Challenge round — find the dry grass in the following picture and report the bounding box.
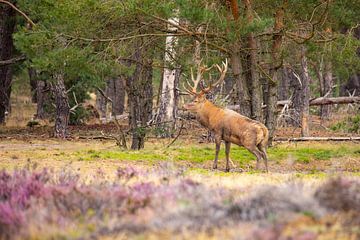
[1,139,359,188]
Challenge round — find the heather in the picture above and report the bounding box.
[1,165,359,239]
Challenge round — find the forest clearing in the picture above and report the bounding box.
[1,0,360,239]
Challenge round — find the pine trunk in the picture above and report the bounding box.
[278,67,290,100]
[35,80,48,119]
[266,5,284,145]
[52,73,70,138]
[107,77,125,116]
[231,53,252,117]
[126,44,153,150]
[0,3,16,124]
[96,89,107,120]
[243,0,262,121]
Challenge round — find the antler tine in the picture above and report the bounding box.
[202,58,228,94]
[184,65,202,95]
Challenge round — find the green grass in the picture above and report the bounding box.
[76,149,167,162]
[72,142,359,168]
[268,145,352,164]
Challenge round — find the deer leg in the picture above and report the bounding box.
[213,135,221,169]
[213,135,221,170]
[245,145,263,171]
[225,141,231,172]
[258,145,269,173]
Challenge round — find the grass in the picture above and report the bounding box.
[0,139,359,179]
[71,141,357,167]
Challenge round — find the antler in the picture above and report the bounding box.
[183,59,228,96]
[201,58,228,94]
[183,59,212,95]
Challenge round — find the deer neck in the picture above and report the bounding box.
[196,100,221,127]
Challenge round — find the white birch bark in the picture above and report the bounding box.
[156,17,179,136]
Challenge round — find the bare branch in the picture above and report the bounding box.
[0,0,35,26]
[0,55,26,66]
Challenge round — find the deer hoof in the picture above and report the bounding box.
[225,168,230,172]
[212,165,218,170]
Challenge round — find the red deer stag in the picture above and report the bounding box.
[183,59,269,172]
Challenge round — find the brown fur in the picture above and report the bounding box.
[184,96,269,172]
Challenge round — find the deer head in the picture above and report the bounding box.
[183,59,228,113]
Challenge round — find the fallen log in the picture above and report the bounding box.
[227,96,360,111]
[274,137,360,142]
[278,96,360,106]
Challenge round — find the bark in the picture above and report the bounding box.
[0,2,16,124]
[231,53,252,117]
[52,73,70,138]
[107,77,125,116]
[300,46,310,137]
[243,0,262,121]
[320,60,333,120]
[266,4,285,144]
[278,66,290,100]
[96,89,107,120]
[28,68,37,103]
[126,43,153,150]
[35,80,48,119]
[227,0,251,117]
[156,17,180,137]
[289,70,302,126]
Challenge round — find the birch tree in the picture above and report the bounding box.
[155,17,180,137]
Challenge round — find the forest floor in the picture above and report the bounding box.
[1,87,360,239]
[0,136,359,239]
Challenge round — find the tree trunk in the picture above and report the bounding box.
[300,47,310,137]
[289,70,302,126]
[156,17,180,137]
[278,66,290,100]
[35,80,48,119]
[107,77,125,116]
[28,68,38,103]
[227,0,251,117]
[266,5,285,145]
[96,89,107,120]
[0,2,16,124]
[231,53,252,117]
[320,60,333,120]
[126,43,153,150]
[52,73,70,138]
[243,0,262,121]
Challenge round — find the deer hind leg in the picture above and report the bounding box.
[225,141,231,172]
[258,144,269,173]
[213,135,221,170]
[245,145,263,171]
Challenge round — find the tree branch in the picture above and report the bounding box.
[0,55,26,66]
[0,0,35,27]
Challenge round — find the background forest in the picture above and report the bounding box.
[1,0,360,148]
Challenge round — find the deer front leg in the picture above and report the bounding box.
[225,141,231,172]
[213,135,221,170]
